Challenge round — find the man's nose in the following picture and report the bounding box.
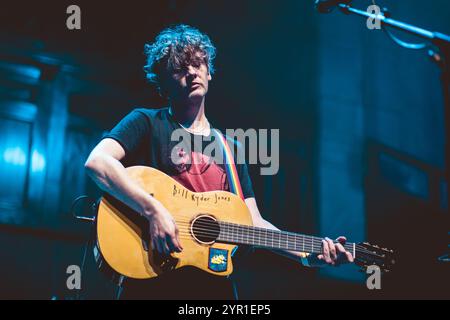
[186,65,197,76]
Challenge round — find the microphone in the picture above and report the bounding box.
[314,0,352,14]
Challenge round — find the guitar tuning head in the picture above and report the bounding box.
[356,241,396,273]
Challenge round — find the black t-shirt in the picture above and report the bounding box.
[104,107,254,199]
[103,107,254,299]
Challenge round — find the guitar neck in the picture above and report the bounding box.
[217,221,356,256]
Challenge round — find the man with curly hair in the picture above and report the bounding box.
[85,24,353,299]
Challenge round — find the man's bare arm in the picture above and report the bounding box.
[84,138,182,254]
[85,138,156,214]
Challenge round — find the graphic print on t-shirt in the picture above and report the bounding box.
[169,144,229,194]
[103,107,254,198]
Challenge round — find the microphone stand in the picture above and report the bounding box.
[323,2,450,260]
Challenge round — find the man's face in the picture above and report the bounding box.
[161,51,212,102]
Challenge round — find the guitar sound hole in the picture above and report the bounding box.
[191,215,220,244]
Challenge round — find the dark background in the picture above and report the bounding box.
[0,0,448,299]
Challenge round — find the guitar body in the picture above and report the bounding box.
[96,166,253,280]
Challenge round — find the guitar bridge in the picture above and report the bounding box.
[153,253,179,272]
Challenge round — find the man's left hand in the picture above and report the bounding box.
[311,236,354,267]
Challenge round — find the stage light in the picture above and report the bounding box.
[31,150,46,173]
[2,147,26,166]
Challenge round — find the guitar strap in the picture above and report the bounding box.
[212,128,245,201]
[212,128,249,282]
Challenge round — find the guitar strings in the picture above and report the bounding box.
[170,221,379,256]
[173,218,368,250]
[148,224,383,257]
[173,219,372,253]
[174,216,357,245]
[139,212,381,256]
[145,233,385,264]
[155,231,382,258]
[175,225,325,251]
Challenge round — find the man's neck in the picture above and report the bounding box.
[169,97,209,131]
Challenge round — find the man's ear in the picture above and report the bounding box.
[157,79,169,99]
[157,74,170,98]
[207,72,212,81]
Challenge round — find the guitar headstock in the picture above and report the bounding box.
[354,242,396,273]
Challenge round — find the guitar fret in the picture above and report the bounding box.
[216,223,372,268]
[271,230,274,248]
[219,222,345,256]
[275,232,278,249]
[243,228,249,243]
[246,226,249,244]
[238,225,241,243]
[244,226,247,244]
[232,223,235,243]
[258,226,261,246]
[278,232,281,249]
[279,232,282,249]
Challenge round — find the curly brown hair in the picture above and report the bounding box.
[143,24,216,96]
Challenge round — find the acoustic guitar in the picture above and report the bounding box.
[95,166,395,281]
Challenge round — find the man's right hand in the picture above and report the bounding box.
[143,203,183,255]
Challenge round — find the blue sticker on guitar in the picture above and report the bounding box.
[208,248,228,272]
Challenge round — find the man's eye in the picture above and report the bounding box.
[193,61,202,68]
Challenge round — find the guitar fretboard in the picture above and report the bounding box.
[217,221,355,255]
